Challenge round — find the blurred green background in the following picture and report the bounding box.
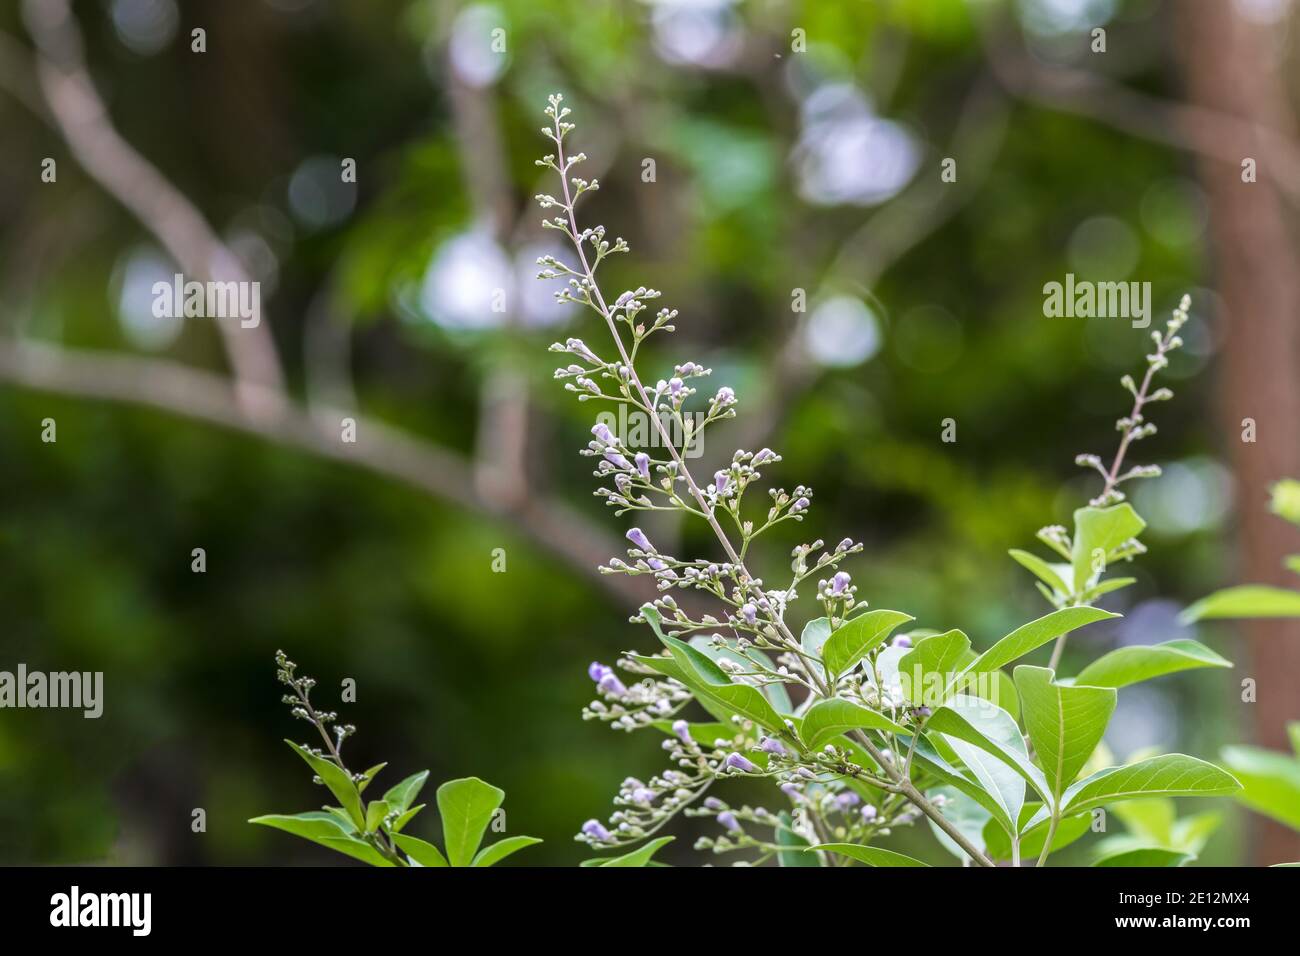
[1,0,1297,866]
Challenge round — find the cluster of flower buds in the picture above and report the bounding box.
[582,659,690,732]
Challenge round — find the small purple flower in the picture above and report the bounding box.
[668,377,684,398]
[604,450,632,471]
[631,787,656,804]
[780,783,803,802]
[625,527,654,552]
[752,448,776,465]
[740,603,758,626]
[861,805,878,822]
[717,811,740,832]
[703,796,725,811]
[714,386,735,406]
[582,819,612,842]
[724,752,758,773]
[714,470,730,495]
[836,537,854,552]
[591,422,616,445]
[589,662,627,697]
[635,452,651,480]
[891,634,912,649]
[672,719,691,743]
[835,791,861,811]
[759,736,787,756]
[830,571,851,596]
[598,671,627,697]
[647,557,667,571]
[790,497,810,514]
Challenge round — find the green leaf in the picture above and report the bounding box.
[962,607,1118,686]
[1071,503,1146,592]
[1290,722,1300,758]
[1181,585,1300,622]
[1062,754,1242,815]
[660,635,784,732]
[436,777,505,867]
[382,770,430,815]
[776,812,819,867]
[319,836,395,867]
[1014,666,1116,801]
[898,629,971,706]
[581,836,674,867]
[689,635,792,714]
[801,697,907,750]
[391,804,424,833]
[249,811,351,845]
[364,800,390,834]
[926,695,1052,808]
[821,609,914,679]
[1220,745,1300,829]
[808,843,929,866]
[905,735,1018,837]
[285,741,365,830]
[472,835,543,867]
[1009,548,1072,595]
[1074,639,1231,688]
[1094,848,1195,867]
[925,786,990,862]
[392,832,449,867]
[632,652,737,725]
[357,763,387,794]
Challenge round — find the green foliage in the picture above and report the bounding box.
[1221,729,1300,831]
[544,100,1237,868]
[250,654,540,867]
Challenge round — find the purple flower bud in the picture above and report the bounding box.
[668,377,684,396]
[635,452,651,480]
[703,796,725,811]
[724,752,758,773]
[891,634,912,649]
[752,448,776,465]
[790,497,810,514]
[626,527,654,552]
[591,422,616,445]
[714,470,730,495]
[604,450,632,471]
[714,386,735,405]
[647,557,667,571]
[835,791,861,810]
[672,719,691,743]
[588,661,607,682]
[741,603,758,626]
[759,737,787,756]
[631,788,656,804]
[861,805,878,822]
[796,767,816,780]
[831,571,851,596]
[836,537,854,552]
[717,811,740,832]
[780,783,802,802]
[598,671,627,697]
[582,819,612,841]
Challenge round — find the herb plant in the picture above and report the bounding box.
[536,94,1241,867]
[250,651,541,866]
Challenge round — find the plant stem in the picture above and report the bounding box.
[1036,811,1059,868]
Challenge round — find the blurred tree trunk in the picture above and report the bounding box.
[1177,0,1300,866]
